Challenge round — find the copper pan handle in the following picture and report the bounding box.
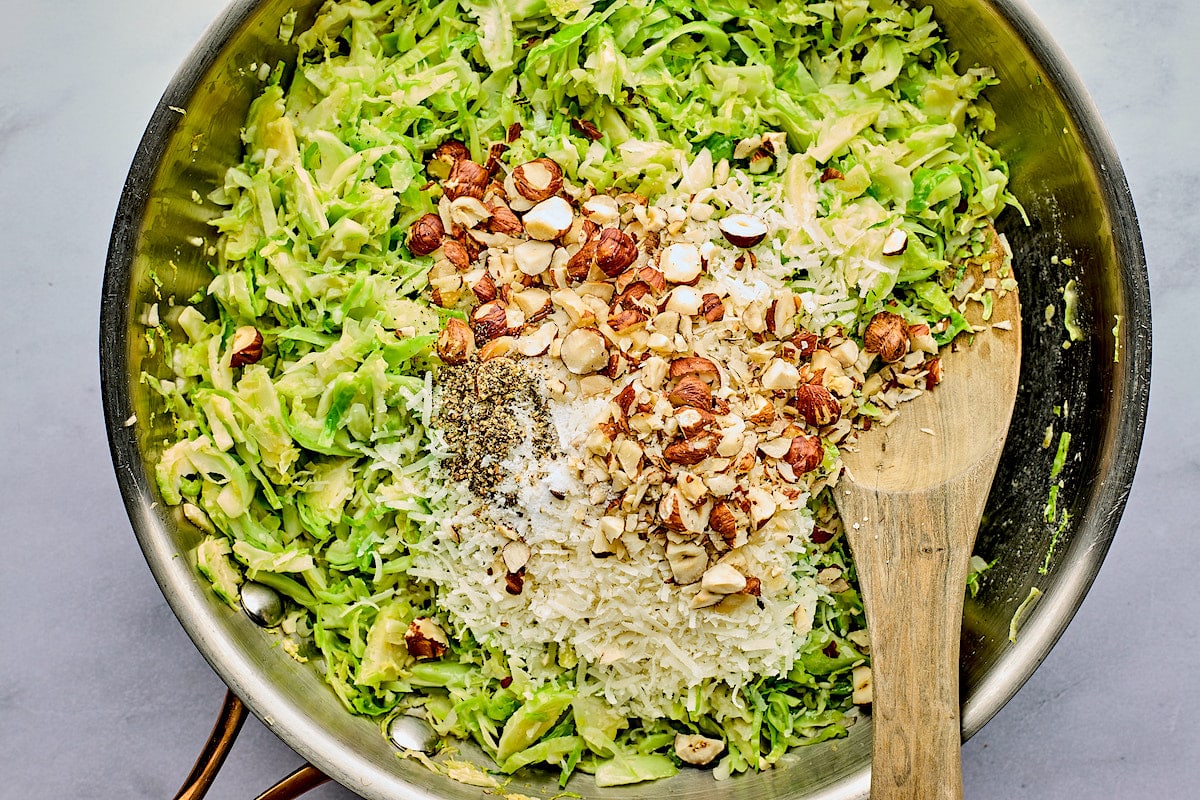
[254,764,331,800]
[173,689,330,800]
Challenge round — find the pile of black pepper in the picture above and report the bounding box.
[433,357,559,496]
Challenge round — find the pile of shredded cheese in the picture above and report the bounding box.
[409,168,843,718]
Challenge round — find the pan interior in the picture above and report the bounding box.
[101,1,1149,797]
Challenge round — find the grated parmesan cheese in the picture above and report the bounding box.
[411,383,825,720]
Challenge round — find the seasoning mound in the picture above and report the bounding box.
[433,357,558,496]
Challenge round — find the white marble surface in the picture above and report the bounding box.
[0,1,1195,797]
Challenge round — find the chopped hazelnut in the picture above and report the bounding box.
[665,541,707,585]
[660,242,704,284]
[705,474,736,497]
[741,299,767,333]
[511,287,552,320]
[441,238,471,271]
[523,196,574,241]
[795,382,841,428]
[663,431,720,465]
[511,158,564,203]
[515,322,558,357]
[864,311,910,363]
[594,228,638,276]
[566,239,597,282]
[665,285,704,316]
[758,437,793,460]
[760,358,801,390]
[882,228,909,256]
[709,500,738,538]
[636,265,667,294]
[483,141,508,177]
[559,327,608,375]
[503,305,526,332]
[454,228,485,262]
[676,472,707,504]
[766,293,798,338]
[639,355,670,390]
[579,374,614,396]
[513,240,556,276]
[792,329,819,359]
[466,269,496,303]
[582,194,620,226]
[426,140,469,181]
[591,527,620,557]
[504,569,525,595]
[599,515,625,544]
[701,563,747,594]
[485,200,524,237]
[690,589,725,609]
[407,213,445,257]
[669,356,719,383]
[551,288,595,327]
[608,308,648,333]
[747,486,777,526]
[404,618,449,659]
[229,326,264,367]
[908,323,939,354]
[733,135,762,160]
[443,159,489,200]
[436,318,475,365]
[478,336,516,361]
[718,213,768,247]
[471,300,510,342]
[926,356,943,387]
[675,406,716,437]
[502,540,531,573]
[428,281,460,309]
[831,339,860,367]
[852,665,873,705]
[827,374,856,397]
[668,375,713,410]
[562,216,598,247]
[701,293,725,323]
[614,438,643,476]
[448,196,491,229]
[613,382,637,417]
[658,488,687,531]
[612,281,653,309]
[784,435,823,473]
[745,395,776,426]
[571,117,603,141]
[748,149,773,174]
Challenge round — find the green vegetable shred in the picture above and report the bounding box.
[148,0,1020,785]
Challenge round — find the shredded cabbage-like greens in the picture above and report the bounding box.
[149,0,1019,785]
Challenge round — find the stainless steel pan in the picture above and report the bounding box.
[101,1,1151,796]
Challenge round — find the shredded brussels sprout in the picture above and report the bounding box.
[150,0,1020,785]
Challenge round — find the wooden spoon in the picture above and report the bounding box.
[836,253,1020,800]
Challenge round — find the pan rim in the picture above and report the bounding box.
[100,0,1151,796]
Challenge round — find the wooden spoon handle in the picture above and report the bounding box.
[840,472,990,800]
[863,544,966,800]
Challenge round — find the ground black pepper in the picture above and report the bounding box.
[433,357,558,496]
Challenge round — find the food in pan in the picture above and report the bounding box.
[149,0,1018,785]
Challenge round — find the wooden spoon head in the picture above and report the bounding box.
[841,250,1022,494]
[832,237,1022,800]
